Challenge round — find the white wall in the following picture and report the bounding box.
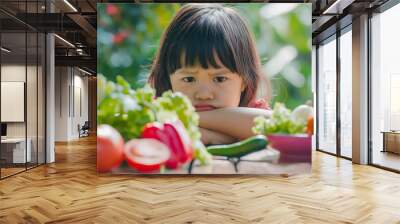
[54,67,89,141]
[55,66,69,141]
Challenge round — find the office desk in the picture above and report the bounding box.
[1,138,31,164]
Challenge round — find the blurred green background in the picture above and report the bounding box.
[97,3,312,109]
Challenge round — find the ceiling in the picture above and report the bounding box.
[311,0,390,43]
[0,0,97,73]
[0,0,395,74]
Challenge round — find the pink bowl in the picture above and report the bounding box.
[266,134,312,163]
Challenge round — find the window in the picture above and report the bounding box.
[339,28,352,158]
[370,3,400,171]
[317,36,337,154]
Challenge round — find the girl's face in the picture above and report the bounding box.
[170,63,245,112]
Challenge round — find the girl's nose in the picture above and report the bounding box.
[195,85,214,100]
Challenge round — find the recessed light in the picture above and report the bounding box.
[322,0,353,15]
[78,67,93,76]
[63,0,78,12]
[1,47,11,53]
[54,34,75,48]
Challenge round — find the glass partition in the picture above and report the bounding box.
[1,30,28,177]
[317,36,337,155]
[0,1,46,179]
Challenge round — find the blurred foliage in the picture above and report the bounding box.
[98,3,312,109]
[97,3,181,89]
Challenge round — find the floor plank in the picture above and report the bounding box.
[0,136,400,223]
[372,151,400,171]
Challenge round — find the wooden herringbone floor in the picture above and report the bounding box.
[1,136,400,224]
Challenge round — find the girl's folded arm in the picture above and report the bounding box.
[198,107,271,140]
[199,128,238,145]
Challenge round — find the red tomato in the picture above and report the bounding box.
[97,125,125,173]
[124,138,170,173]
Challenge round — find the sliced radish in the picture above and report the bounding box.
[124,138,170,173]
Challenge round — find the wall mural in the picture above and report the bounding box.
[97,3,313,175]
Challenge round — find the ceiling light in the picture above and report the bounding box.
[323,0,341,14]
[78,67,93,76]
[63,0,78,12]
[1,47,11,53]
[54,34,75,48]
[322,0,354,15]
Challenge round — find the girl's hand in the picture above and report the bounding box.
[199,128,238,145]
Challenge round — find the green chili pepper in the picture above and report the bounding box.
[206,135,268,158]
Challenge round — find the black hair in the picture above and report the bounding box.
[149,3,266,106]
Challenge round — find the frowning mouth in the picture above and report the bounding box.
[194,104,217,112]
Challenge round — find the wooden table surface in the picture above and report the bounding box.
[115,147,311,175]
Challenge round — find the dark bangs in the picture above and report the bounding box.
[164,6,238,75]
[149,4,262,106]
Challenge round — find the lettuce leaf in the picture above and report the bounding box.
[252,102,307,135]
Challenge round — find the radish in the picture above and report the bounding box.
[124,138,170,173]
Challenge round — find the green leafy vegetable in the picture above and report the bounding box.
[252,102,311,135]
[97,74,212,165]
[97,75,155,140]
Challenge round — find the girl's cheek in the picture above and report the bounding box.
[223,84,242,101]
[170,81,185,93]
[171,84,195,101]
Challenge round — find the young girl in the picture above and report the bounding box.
[148,3,271,145]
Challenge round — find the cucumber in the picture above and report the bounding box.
[206,135,268,158]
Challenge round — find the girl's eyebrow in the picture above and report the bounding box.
[175,68,231,75]
[209,68,231,75]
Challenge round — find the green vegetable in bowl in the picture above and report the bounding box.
[252,103,312,135]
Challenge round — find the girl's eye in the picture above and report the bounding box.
[213,76,228,83]
[182,77,195,83]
